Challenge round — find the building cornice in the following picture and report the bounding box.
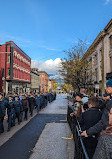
[104,19,112,32]
[83,31,105,59]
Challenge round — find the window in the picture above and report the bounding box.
[110,35,112,50]
[8,55,10,63]
[8,68,10,76]
[95,68,97,82]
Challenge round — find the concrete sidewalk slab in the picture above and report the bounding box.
[30,123,74,159]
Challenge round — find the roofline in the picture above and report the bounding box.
[38,71,49,76]
[104,19,112,31]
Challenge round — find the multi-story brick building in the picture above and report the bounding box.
[38,71,49,92]
[48,79,54,92]
[31,68,40,92]
[0,41,31,94]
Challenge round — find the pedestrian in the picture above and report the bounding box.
[93,108,112,159]
[79,96,102,158]
[81,78,112,138]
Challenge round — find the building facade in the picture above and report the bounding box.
[31,68,40,92]
[84,19,112,95]
[38,71,49,92]
[0,41,31,94]
[48,79,55,92]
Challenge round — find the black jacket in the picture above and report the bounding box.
[21,99,29,111]
[79,107,102,131]
[87,100,112,136]
[0,105,3,118]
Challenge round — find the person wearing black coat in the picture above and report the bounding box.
[81,79,112,138]
[0,103,4,133]
[13,96,23,125]
[21,95,29,120]
[28,95,36,116]
[79,96,102,159]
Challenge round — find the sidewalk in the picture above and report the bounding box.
[30,94,74,159]
[30,123,74,159]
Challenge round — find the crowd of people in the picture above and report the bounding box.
[0,92,56,133]
[69,79,112,159]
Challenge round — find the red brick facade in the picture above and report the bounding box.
[0,41,31,93]
[38,71,49,92]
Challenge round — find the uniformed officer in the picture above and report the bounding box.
[7,96,16,131]
[21,95,29,120]
[35,93,41,113]
[14,96,23,125]
[0,92,7,133]
[29,94,36,116]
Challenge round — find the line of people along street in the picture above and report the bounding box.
[0,92,56,133]
[68,79,112,159]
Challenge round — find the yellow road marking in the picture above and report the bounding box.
[61,134,73,140]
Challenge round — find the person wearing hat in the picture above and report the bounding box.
[7,95,15,131]
[35,93,41,113]
[81,78,112,137]
[13,96,23,125]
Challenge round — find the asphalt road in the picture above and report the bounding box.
[0,94,68,159]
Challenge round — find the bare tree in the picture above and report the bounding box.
[59,40,91,91]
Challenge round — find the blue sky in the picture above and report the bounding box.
[0,0,112,76]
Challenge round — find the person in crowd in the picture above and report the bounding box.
[35,93,41,113]
[93,108,112,159]
[19,93,23,101]
[79,96,102,158]
[79,97,102,131]
[0,91,56,134]
[70,95,88,118]
[81,78,112,138]
[14,96,23,125]
[7,96,16,131]
[21,95,29,120]
[0,92,7,133]
[28,94,35,116]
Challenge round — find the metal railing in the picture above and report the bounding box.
[67,104,90,159]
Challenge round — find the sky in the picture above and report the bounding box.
[0,0,112,78]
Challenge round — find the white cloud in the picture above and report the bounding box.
[31,58,63,79]
[104,0,112,4]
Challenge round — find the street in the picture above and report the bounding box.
[0,94,74,159]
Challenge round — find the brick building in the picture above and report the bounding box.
[48,79,54,92]
[38,71,49,92]
[0,41,31,94]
